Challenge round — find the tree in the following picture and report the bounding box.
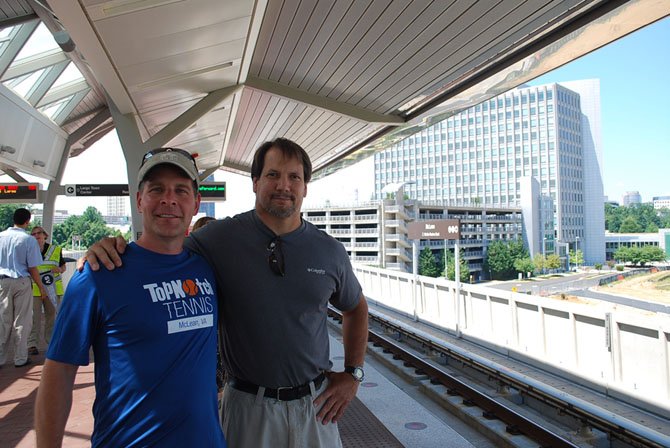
[645,222,659,233]
[485,240,512,280]
[614,246,632,264]
[658,208,670,229]
[484,239,529,280]
[52,206,123,249]
[533,253,547,274]
[605,203,663,233]
[444,252,470,282]
[640,245,666,264]
[619,216,642,233]
[0,204,31,230]
[545,254,562,271]
[637,203,661,232]
[419,247,441,277]
[513,257,535,276]
[569,249,584,268]
[605,203,623,232]
[613,245,666,266]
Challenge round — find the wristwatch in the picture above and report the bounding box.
[344,365,365,382]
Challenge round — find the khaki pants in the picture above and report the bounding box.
[0,277,33,366]
[28,294,60,348]
[221,378,342,448]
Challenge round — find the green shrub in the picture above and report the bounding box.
[615,265,624,272]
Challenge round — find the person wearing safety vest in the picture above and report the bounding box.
[27,226,66,355]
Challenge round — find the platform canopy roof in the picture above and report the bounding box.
[0,0,668,182]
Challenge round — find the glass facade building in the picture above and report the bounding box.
[374,80,605,263]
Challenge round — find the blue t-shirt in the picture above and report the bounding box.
[48,243,225,447]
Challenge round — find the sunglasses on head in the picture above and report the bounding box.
[141,148,196,167]
[267,237,285,277]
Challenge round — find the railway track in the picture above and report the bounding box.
[328,308,670,448]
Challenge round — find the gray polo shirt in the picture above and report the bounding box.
[187,210,362,388]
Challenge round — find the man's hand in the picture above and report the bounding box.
[76,236,128,272]
[313,371,359,424]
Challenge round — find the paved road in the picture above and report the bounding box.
[487,271,670,314]
[488,272,609,294]
[572,288,670,314]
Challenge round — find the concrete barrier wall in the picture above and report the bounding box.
[61,250,86,288]
[354,264,670,413]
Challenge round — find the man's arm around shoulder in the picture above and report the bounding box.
[35,359,79,448]
[76,236,128,272]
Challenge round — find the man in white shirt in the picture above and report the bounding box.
[0,208,47,367]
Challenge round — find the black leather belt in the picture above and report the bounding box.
[230,372,326,401]
[0,275,11,279]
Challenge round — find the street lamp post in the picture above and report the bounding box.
[542,236,547,275]
[576,236,580,270]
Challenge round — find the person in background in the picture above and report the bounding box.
[192,216,215,232]
[83,138,369,448]
[27,226,66,355]
[0,208,46,368]
[35,148,226,447]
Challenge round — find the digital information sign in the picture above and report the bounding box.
[65,184,129,197]
[0,183,40,203]
[199,182,226,201]
[64,182,226,201]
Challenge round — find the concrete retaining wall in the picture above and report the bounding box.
[353,264,670,414]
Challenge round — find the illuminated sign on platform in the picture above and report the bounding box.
[64,182,226,201]
[199,182,226,201]
[0,183,39,203]
[65,184,129,197]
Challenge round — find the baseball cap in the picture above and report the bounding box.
[138,148,200,187]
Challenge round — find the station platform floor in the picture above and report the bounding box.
[0,335,475,447]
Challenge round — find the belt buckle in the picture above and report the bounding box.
[276,386,292,401]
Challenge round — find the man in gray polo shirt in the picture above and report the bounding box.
[85,138,369,447]
[0,208,47,367]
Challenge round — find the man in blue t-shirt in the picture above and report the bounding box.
[35,148,226,447]
[81,139,369,447]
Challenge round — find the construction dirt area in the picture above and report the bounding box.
[591,270,670,305]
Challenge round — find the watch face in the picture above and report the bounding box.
[345,365,365,381]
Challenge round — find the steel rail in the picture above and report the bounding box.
[328,308,669,448]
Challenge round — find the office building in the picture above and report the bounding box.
[199,174,216,217]
[302,191,522,279]
[605,229,670,261]
[622,191,642,206]
[106,196,128,217]
[374,80,604,263]
[653,195,670,210]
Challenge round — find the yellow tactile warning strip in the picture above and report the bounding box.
[339,397,404,447]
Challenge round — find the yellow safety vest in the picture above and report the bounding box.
[32,243,64,297]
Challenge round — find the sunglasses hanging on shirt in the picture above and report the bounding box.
[267,237,285,277]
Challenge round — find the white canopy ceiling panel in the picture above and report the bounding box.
[20,0,666,181]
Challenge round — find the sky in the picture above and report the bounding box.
[28,16,670,216]
[528,17,670,203]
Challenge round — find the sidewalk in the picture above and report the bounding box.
[0,346,94,447]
